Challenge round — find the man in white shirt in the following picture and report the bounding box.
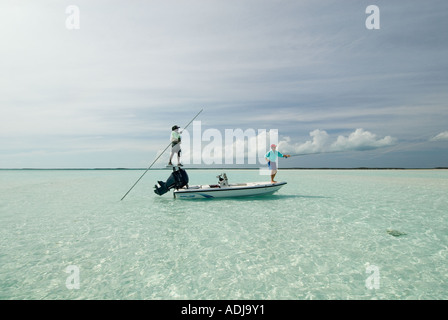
[168,125,182,166]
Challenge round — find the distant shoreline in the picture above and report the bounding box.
[1,167,447,171]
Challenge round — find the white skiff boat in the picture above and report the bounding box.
[173,181,287,199]
[154,169,286,199]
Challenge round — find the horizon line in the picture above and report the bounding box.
[1,167,447,171]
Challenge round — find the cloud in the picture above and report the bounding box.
[278,129,330,154]
[156,126,397,167]
[430,131,448,141]
[279,128,396,155]
[331,129,397,151]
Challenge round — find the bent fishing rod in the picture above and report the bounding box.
[287,136,437,158]
[120,108,203,201]
[288,149,350,157]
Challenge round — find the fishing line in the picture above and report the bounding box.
[286,130,446,161]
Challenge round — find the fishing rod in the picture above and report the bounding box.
[120,108,203,201]
[287,132,444,159]
[288,149,350,157]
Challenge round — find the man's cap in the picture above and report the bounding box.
[271,144,277,148]
[172,125,180,130]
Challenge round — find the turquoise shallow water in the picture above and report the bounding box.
[1,169,447,300]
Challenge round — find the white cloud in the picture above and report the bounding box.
[331,129,397,151]
[278,129,330,154]
[156,127,397,166]
[430,131,448,141]
[279,128,396,155]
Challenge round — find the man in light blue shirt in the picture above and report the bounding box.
[265,144,290,183]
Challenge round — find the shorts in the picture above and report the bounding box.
[171,142,181,155]
[268,161,277,173]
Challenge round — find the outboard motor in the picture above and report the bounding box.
[154,167,189,196]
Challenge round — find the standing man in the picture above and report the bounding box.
[265,144,290,183]
[168,125,183,167]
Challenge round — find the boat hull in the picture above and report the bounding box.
[173,182,286,199]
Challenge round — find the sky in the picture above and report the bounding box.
[1,0,447,168]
